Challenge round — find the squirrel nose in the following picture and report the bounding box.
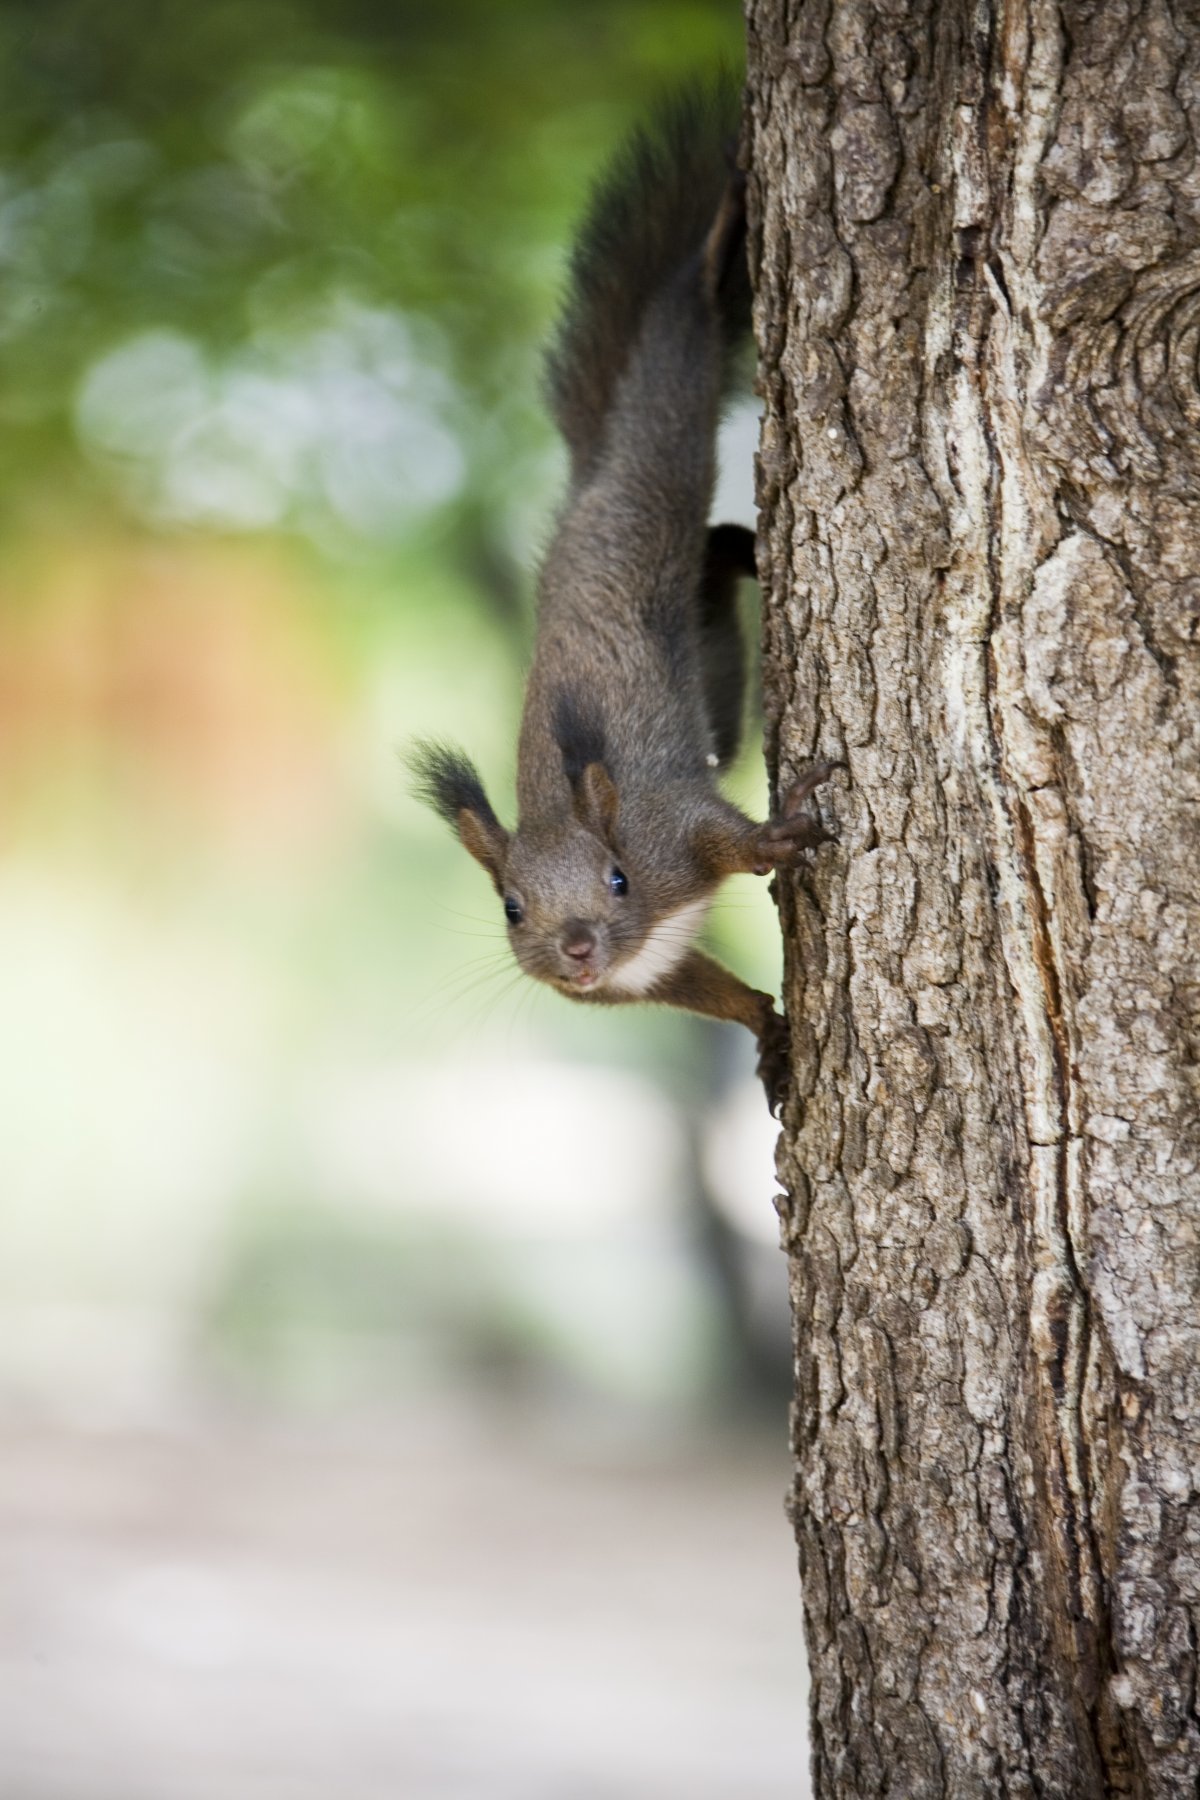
[560,922,596,961]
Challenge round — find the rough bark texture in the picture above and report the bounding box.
[745,3,1200,1794]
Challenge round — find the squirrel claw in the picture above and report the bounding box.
[750,761,841,871]
[751,814,834,871]
[781,761,841,817]
[756,1010,791,1116]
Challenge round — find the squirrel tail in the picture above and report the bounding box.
[544,76,749,480]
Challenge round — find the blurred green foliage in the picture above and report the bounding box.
[0,0,745,556]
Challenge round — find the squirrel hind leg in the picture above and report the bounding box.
[698,524,754,768]
[702,172,745,293]
[702,171,750,321]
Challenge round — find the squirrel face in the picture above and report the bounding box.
[501,822,642,993]
[410,740,664,997]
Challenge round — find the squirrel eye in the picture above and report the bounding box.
[504,897,523,925]
[609,868,628,897]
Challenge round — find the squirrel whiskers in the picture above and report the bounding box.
[412,80,836,1112]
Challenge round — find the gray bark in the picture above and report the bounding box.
[745,3,1200,1794]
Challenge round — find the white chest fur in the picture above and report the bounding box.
[603,896,710,996]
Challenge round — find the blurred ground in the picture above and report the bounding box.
[0,1409,810,1800]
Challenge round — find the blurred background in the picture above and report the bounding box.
[0,1,810,1793]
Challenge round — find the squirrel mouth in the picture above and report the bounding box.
[573,968,599,988]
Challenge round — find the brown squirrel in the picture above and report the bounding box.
[413,82,836,1111]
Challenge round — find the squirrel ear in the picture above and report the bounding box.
[409,739,510,892]
[456,805,510,892]
[553,691,618,842]
[574,761,619,843]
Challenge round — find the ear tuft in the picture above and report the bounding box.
[553,690,607,788]
[409,740,494,827]
[552,693,620,842]
[408,739,510,889]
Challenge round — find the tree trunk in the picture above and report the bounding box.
[745,3,1200,1794]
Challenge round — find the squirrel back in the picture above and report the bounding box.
[544,76,749,484]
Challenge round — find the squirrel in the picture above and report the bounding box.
[412,81,836,1113]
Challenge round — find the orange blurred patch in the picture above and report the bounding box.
[0,534,347,861]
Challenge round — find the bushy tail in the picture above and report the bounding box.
[544,76,749,481]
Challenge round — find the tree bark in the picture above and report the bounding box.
[745,3,1200,1794]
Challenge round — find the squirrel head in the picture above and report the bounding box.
[410,735,656,995]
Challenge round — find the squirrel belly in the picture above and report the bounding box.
[601,896,712,996]
[411,81,838,1115]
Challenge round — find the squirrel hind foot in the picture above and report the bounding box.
[756,1010,791,1117]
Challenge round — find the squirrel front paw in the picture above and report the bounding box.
[748,762,840,874]
[756,1009,792,1117]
